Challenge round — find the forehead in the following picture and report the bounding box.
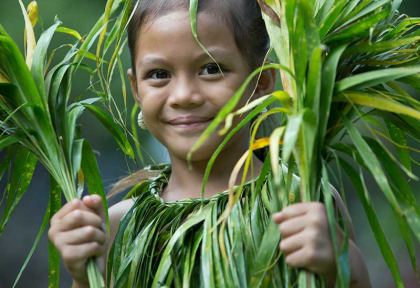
[139,9,231,42]
[135,10,240,62]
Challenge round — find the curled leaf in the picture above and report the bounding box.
[257,0,281,27]
[56,27,84,42]
[27,1,38,27]
[19,0,36,68]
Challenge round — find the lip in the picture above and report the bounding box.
[167,116,214,130]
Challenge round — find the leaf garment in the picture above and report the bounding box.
[108,164,301,287]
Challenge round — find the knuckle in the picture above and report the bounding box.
[278,223,285,234]
[90,242,101,253]
[71,199,82,208]
[47,228,55,242]
[62,247,74,261]
[99,231,107,244]
[92,214,102,227]
[310,214,323,228]
[85,226,96,238]
[72,210,83,220]
[279,240,285,251]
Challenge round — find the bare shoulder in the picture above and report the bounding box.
[109,198,135,221]
[108,198,135,245]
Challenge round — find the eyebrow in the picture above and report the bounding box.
[195,48,232,62]
[138,57,170,69]
[138,48,232,69]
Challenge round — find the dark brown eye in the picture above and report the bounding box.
[146,69,170,79]
[201,64,224,75]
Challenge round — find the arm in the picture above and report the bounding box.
[273,202,371,288]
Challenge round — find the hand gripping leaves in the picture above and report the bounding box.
[2,0,420,287]
[188,0,420,287]
[0,1,135,287]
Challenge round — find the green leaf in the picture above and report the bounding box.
[30,20,61,109]
[152,205,213,287]
[83,104,135,162]
[188,63,293,164]
[282,113,302,164]
[0,132,25,151]
[81,140,107,288]
[342,114,402,216]
[56,26,83,41]
[0,35,42,106]
[305,47,322,109]
[319,44,347,145]
[318,0,347,39]
[0,149,37,234]
[321,164,350,288]
[248,220,280,287]
[12,197,51,288]
[343,36,420,56]
[80,140,109,231]
[385,120,411,172]
[48,177,61,288]
[364,137,419,274]
[0,146,15,186]
[340,159,403,288]
[335,65,420,92]
[340,0,390,28]
[324,5,391,45]
[335,92,420,120]
[201,97,276,197]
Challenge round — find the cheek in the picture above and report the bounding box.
[137,85,163,114]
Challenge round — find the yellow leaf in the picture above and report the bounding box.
[19,0,36,69]
[27,1,38,27]
[250,137,283,151]
[0,70,10,83]
[24,1,38,51]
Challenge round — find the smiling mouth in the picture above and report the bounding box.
[168,117,214,131]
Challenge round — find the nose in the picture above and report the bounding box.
[168,75,205,108]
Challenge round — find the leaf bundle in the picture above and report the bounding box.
[0,1,135,287]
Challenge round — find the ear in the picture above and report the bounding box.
[255,67,276,98]
[128,68,141,106]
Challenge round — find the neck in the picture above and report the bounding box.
[161,146,263,202]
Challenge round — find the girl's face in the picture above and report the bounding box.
[129,10,270,162]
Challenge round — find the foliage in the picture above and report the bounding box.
[109,0,420,287]
[0,0,135,287]
[188,0,420,287]
[0,0,420,287]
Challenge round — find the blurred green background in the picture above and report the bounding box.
[0,0,419,287]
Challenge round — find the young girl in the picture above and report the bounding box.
[48,0,371,287]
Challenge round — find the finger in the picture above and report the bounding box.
[62,242,107,265]
[273,203,310,223]
[59,210,103,231]
[51,199,95,225]
[279,232,305,255]
[50,199,82,224]
[284,247,313,269]
[59,226,107,245]
[83,195,106,222]
[278,215,306,238]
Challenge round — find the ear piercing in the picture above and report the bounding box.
[138,111,147,129]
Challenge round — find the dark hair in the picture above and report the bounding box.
[127,0,270,75]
